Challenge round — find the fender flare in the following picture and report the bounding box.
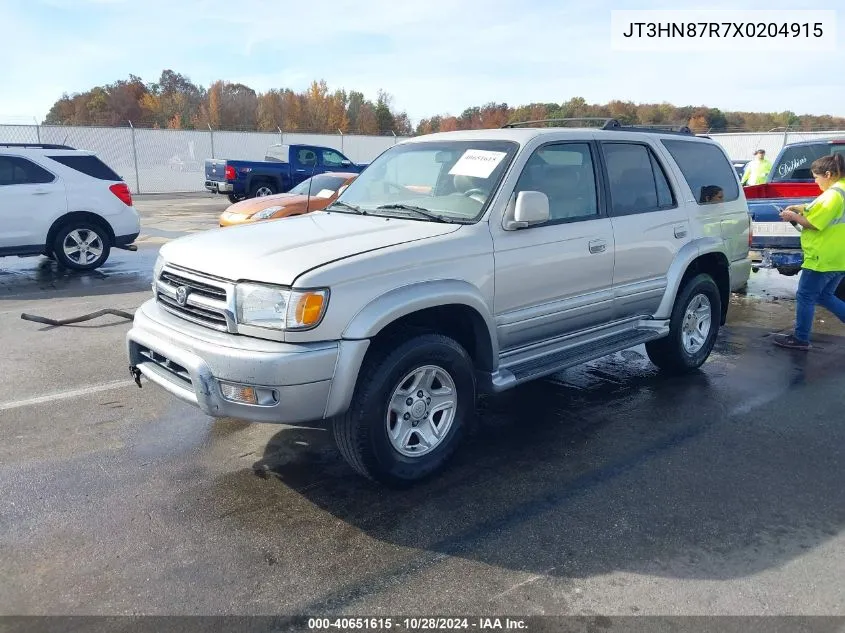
[342,279,499,362]
[654,238,729,320]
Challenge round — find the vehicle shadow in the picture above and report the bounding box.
[228,325,845,604]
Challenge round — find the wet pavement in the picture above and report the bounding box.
[1,197,844,617]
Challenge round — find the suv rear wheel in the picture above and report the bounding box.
[52,221,111,271]
[332,333,476,487]
[646,273,721,373]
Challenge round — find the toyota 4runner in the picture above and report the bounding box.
[127,120,751,486]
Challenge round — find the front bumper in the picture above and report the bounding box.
[126,299,367,424]
[205,180,233,193]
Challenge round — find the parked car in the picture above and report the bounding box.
[128,120,750,486]
[0,143,140,271]
[219,172,358,227]
[733,159,749,179]
[205,143,367,203]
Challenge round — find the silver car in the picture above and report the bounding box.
[128,120,751,486]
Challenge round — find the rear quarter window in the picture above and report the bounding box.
[661,139,739,205]
[47,155,122,181]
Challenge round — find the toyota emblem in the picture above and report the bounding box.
[175,285,190,306]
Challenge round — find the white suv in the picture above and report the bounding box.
[0,143,141,270]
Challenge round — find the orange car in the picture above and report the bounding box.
[219,172,358,227]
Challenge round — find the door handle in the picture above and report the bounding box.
[674,224,688,239]
[588,239,607,254]
[33,188,49,195]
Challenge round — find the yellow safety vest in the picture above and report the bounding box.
[741,158,772,185]
[800,178,845,272]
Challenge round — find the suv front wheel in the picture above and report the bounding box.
[52,221,111,271]
[646,273,721,373]
[332,333,476,487]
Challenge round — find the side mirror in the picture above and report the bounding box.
[507,191,550,229]
[340,159,352,167]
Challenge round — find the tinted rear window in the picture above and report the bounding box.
[768,142,843,181]
[47,155,122,181]
[661,140,739,205]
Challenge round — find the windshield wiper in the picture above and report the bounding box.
[327,201,367,215]
[375,204,455,223]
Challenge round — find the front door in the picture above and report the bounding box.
[492,141,616,351]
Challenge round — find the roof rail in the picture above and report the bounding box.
[0,142,76,150]
[502,117,616,129]
[601,121,695,135]
[501,118,694,135]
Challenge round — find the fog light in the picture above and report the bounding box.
[219,382,258,405]
[218,381,279,406]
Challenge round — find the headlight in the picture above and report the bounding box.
[253,206,284,220]
[152,254,165,291]
[235,282,329,330]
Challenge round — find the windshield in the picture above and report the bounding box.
[770,142,845,182]
[334,140,519,222]
[288,174,350,196]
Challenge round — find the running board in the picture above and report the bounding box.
[482,326,669,393]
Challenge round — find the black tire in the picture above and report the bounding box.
[645,273,721,373]
[52,221,111,271]
[332,333,476,487]
[249,181,277,198]
[836,278,845,302]
[227,193,245,204]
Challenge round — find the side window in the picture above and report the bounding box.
[601,142,675,216]
[46,155,120,181]
[661,139,740,204]
[514,142,599,223]
[0,156,54,186]
[297,149,317,166]
[321,150,346,167]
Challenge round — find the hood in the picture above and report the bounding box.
[160,211,462,286]
[227,192,306,215]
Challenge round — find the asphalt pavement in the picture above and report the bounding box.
[1,196,843,620]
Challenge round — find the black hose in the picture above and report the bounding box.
[20,309,135,326]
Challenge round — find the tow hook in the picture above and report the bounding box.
[129,365,143,388]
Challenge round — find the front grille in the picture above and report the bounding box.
[137,345,192,387]
[155,266,232,332]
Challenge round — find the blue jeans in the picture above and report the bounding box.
[794,269,845,342]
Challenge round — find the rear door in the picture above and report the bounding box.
[597,140,690,320]
[0,155,66,250]
[291,147,319,186]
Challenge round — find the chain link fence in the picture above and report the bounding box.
[3,123,845,194]
[0,124,407,194]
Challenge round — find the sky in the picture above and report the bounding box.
[1,0,843,125]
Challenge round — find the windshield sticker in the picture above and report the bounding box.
[448,150,507,179]
[315,189,335,198]
[778,156,808,178]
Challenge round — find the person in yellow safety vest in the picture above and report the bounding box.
[773,153,845,350]
[741,149,773,185]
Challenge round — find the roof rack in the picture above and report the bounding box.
[502,118,694,136]
[0,143,76,150]
[502,117,615,128]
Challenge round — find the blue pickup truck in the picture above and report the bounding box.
[205,143,368,203]
[746,137,845,299]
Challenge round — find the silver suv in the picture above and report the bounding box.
[127,119,751,486]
